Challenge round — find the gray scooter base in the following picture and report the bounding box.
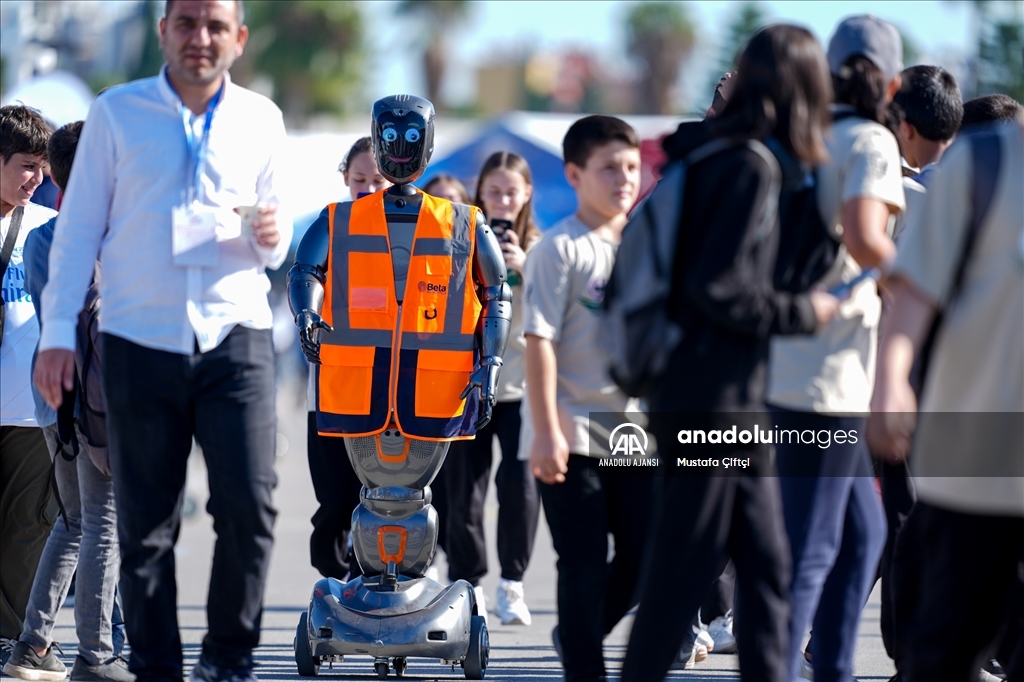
[294,575,489,679]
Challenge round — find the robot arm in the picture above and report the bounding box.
[460,214,512,429]
[287,209,333,364]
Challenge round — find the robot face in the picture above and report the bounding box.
[371,95,435,185]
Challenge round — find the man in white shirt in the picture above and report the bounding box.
[0,104,57,660]
[34,3,290,682]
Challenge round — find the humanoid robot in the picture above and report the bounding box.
[288,95,511,680]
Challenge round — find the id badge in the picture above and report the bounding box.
[172,203,219,267]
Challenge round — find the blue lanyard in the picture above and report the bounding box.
[179,80,224,205]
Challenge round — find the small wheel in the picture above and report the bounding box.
[393,657,407,677]
[464,614,489,679]
[295,611,320,677]
[375,660,389,679]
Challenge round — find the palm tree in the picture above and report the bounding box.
[625,2,696,115]
[396,0,471,111]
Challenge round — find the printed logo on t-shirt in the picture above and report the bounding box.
[578,277,607,312]
[1,249,31,305]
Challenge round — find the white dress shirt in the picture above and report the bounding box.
[39,68,291,356]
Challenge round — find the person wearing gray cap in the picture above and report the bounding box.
[766,14,905,682]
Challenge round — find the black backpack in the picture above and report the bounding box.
[601,138,780,398]
[51,264,106,529]
[772,110,869,293]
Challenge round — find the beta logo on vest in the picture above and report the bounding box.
[417,281,447,294]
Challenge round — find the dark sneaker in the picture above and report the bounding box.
[2,641,68,681]
[1,638,17,668]
[551,625,563,663]
[188,658,256,682]
[69,656,134,682]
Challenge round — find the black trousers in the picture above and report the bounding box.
[103,328,277,682]
[622,431,790,682]
[445,400,539,585]
[898,502,1024,682]
[877,459,914,660]
[306,412,363,580]
[540,454,653,682]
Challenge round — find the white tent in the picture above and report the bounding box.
[2,71,95,126]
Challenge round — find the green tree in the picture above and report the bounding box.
[626,1,696,114]
[977,11,1024,101]
[950,0,1024,100]
[702,2,767,110]
[235,1,364,124]
[396,0,471,112]
[130,0,165,81]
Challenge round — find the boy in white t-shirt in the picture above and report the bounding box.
[0,105,56,654]
[522,115,651,682]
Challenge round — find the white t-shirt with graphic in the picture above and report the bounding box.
[1,202,58,426]
[519,215,636,458]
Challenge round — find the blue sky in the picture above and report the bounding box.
[362,0,984,111]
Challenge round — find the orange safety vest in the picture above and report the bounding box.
[316,190,483,441]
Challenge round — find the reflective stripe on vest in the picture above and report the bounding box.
[317,191,482,440]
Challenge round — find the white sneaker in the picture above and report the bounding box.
[472,585,489,626]
[494,579,532,626]
[707,613,736,654]
[695,629,715,653]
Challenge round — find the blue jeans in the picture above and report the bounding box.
[21,423,122,664]
[769,407,886,682]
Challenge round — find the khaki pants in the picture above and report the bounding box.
[0,425,57,638]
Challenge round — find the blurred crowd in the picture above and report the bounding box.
[0,2,1021,682]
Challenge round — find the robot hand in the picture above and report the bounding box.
[295,310,334,364]
[460,357,501,430]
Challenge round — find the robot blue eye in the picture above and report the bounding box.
[382,128,398,143]
[405,129,420,143]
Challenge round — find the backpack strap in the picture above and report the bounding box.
[0,206,25,344]
[0,206,23,283]
[945,128,1002,308]
[912,128,1002,394]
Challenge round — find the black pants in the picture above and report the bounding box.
[877,459,914,661]
[898,502,1024,682]
[103,328,277,682]
[540,454,653,682]
[622,433,790,682]
[306,412,363,580]
[445,400,539,585]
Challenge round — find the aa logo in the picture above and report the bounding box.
[609,423,648,457]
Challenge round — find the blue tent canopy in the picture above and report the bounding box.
[422,122,576,230]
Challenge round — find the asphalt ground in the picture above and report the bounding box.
[22,386,896,682]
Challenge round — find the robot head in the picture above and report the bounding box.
[371,95,435,185]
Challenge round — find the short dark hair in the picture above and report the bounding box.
[0,104,52,164]
[562,115,639,168]
[710,24,832,166]
[960,94,1023,130]
[833,55,890,123]
[338,136,372,174]
[893,66,962,141]
[47,121,84,193]
[165,0,244,25]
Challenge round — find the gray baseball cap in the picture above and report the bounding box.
[827,15,903,81]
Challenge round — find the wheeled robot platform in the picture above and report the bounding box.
[294,574,488,679]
